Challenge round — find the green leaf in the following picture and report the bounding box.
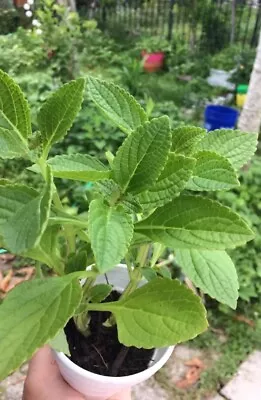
[88,199,134,273]
[157,266,172,279]
[0,69,31,139]
[0,127,29,159]
[186,151,239,191]
[49,329,70,355]
[89,284,112,303]
[87,76,147,134]
[142,267,158,281]
[197,129,258,169]
[171,126,206,155]
[175,249,239,309]
[92,278,207,348]
[47,154,110,182]
[138,153,195,208]
[24,225,64,275]
[65,250,88,275]
[0,184,37,232]
[96,180,142,213]
[37,78,85,152]
[0,274,82,380]
[113,117,171,194]
[3,167,53,253]
[135,195,254,250]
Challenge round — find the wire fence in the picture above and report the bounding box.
[77,0,261,51]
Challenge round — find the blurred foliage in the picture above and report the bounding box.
[214,156,261,303]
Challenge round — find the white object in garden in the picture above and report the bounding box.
[32,19,41,27]
[207,69,235,91]
[27,0,34,4]
[25,10,33,17]
[54,265,174,400]
[23,3,30,10]
[238,31,261,133]
[35,28,43,35]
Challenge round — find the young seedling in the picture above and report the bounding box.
[0,70,257,379]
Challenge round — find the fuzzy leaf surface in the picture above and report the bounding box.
[113,117,171,194]
[89,284,112,303]
[198,129,258,169]
[176,249,239,309]
[171,126,206,155]
[138,153,195,208]
[88,199,133,273]
[186,151,239,191]
[0,69,31,139]
[25,225,63,274]
[37,78,85,151]
[0,184,37,233]
[3,167,53,253]
[47,154,110,182]
[87,76,147,134]
[0,127,29,159]
[135,195,254,250]
[0,275,82,380]
[97,278,207,348]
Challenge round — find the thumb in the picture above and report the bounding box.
[109,389,131,400]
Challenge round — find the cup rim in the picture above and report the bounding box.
[54,345,174,384]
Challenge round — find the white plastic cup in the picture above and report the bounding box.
[54,265,174,400]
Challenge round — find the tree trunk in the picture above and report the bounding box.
[230,0,236,44]
[238,31,261,133]
[57,0,76,11]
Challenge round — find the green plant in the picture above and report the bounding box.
[135,35,171,53]
[214,156,261,303]
[200,3,230,54]
[0,70,257,380]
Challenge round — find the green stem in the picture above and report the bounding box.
[150,243,165,268]
[82,276,96,300]
[37,157,76,256]
[136,244,150,268]
[35,261,43,278]
[125,253,133,280]
[120,268,142,301]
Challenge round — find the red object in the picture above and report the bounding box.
[142,51,165,73]
[13,0,27,7]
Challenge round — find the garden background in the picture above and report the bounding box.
[0,0,261,398]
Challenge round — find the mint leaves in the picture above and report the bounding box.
[0,71,258,380]
[113,116,171,193]
[198,129,258,169]
[88,77,147,134]
[135,195,254,250]
[38,78,85,153]
[176,250,239,308]
[0,275,82,380]
[88,199,133,272]
[89,279,208,348]
[0,69,31,139]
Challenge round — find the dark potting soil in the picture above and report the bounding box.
[64,291,154,377]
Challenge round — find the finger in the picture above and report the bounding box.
[27,345,61,380]
[109,389,131,400]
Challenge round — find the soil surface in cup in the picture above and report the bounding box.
[64,291,154,377]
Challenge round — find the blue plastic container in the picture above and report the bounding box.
[204,105,239,131]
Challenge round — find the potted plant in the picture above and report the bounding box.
[0,70,257,399]
[137,36,170,73]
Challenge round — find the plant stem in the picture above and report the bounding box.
[82,276,96,300]
[37,157,76,256]
[136,244,150,268]
[150,243,165,268]
[35,261,43,278]
[110,346,130,377]
[120,268,142,301]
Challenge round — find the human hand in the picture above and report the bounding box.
[23,345,131,400]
